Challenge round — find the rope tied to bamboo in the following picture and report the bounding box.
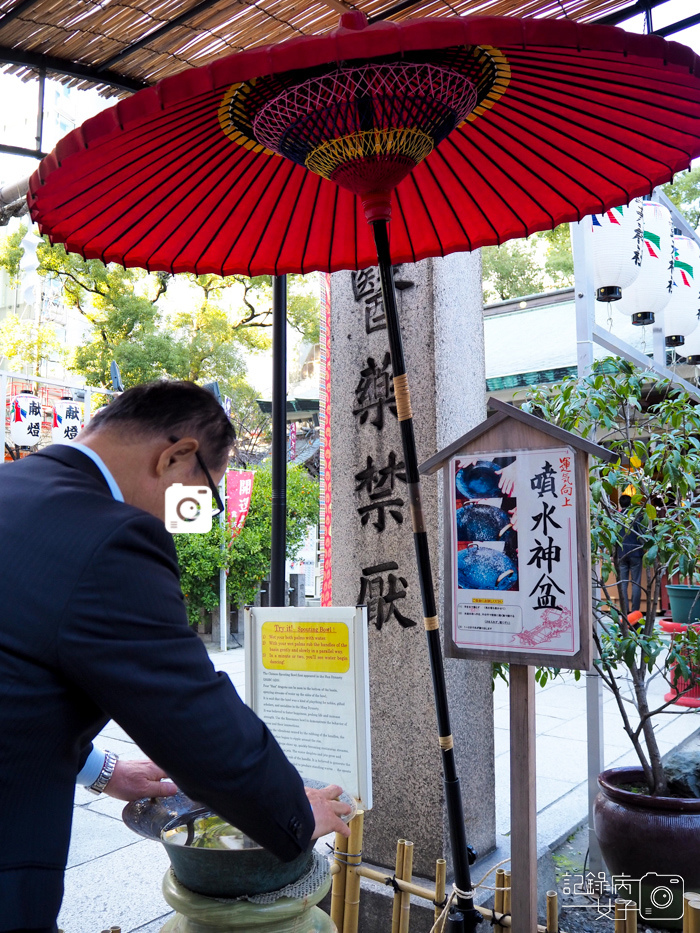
[424,615,439,631]
[331,851,363,865]
[490,911,511,927]
[438,734,454,751]
[429,883,477,933]
[384,873,402,892]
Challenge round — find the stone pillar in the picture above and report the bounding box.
[329,252,495,878]
[289,573,306,607]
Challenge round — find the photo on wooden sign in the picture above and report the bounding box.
[451,447,579,658]
[454,456,518,593]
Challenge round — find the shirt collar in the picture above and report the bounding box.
[70,442,124,502]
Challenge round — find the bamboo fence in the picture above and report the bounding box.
[330,812,576,933]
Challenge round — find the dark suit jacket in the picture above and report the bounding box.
[0,445,313,930]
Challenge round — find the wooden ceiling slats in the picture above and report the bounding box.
[0,0,638,95]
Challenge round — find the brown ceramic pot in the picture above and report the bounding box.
[593,767,700,929]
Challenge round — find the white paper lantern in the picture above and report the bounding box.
[52,397,83,443]
[614,201,674,326]
[664,236,699,346]
[9,390,42,447]
[678,315,700,363]
[592,198,644,302]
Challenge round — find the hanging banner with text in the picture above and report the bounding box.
[245,606,372,809]
[450,447,580,660]
[226,470,254,537]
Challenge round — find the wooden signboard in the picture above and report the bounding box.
[245,605,372,810]
[420,398,616,933]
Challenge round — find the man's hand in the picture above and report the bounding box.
[104,759,178,801]
[306,784,352,839]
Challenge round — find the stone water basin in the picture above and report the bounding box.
[122,792,314,898]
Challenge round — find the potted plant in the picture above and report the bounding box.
[524,357,700,922]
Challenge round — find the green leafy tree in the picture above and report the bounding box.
[524,358,700,794]
[662,165,700,230]
[175,461,319,623]
[481,238,545,302]
[481,226,576,301]
[0,232,319,429]
[0,223,26,285]
[541,224,575,288]
[0,312,67,374]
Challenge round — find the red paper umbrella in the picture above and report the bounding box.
[28,13,700,276]
[27,16,700,926]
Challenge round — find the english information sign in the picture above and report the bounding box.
[245,606,372,809]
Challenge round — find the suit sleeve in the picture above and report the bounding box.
[57,512,314,861]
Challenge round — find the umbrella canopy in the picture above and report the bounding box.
[28,13,700,276]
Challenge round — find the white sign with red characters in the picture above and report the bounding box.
[450,446,579,659]
[226,470,255,536]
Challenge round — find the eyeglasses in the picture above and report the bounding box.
[169,436,225,518]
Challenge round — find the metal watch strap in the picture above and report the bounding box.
[87,750,119,795]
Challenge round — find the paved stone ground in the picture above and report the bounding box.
[57,645,700,933]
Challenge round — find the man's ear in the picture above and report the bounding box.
[155,437,199,478]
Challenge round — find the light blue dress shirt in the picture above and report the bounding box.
[70,442,124,785]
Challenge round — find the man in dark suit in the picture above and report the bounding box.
[0,381,350,933]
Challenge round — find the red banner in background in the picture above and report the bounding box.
[226,470,255,537]
[319,272,332,607]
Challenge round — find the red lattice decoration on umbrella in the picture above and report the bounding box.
[251,61,479,195]
[219,44,506,217]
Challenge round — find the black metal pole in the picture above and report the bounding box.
[371,219,480,931]
[270,274,287,608]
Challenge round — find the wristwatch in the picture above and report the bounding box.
[87,750,119,795]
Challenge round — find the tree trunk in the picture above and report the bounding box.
[630,664,668,795]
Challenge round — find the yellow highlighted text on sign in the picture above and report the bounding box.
[261,621,350,673]
[472,598,504,605]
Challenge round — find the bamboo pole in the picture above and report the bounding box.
[687,894,700,933]
[372,219,477,928]
[360,865,436,900]
[682,893,695,933]
[391,840,406,933]
[626,900,638,933]
[615,899,627,933]
[546,891,558,933]
[399,840,414,933]
[342,810,364,933]
[330,830,348,931]
[495,868,506,915]
[503,871,512,915]
[435,858,447,923]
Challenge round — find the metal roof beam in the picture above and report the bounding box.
[0,46,148,91]
[368,0,424,24]
[654,11,700,36]
[0,143,45,160]
[594,0,669,27]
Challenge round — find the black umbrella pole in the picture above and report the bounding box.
[270,274,287,608]
[371,220,479,930]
